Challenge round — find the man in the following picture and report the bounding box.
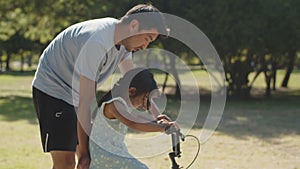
[32,4,169,169]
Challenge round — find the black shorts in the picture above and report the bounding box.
[32,87,78,152]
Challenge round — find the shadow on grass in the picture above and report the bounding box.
[0,95,37,124]
[1,89,299,141]
[151,89,300,141]
[0,70,36,76]
[217,94,300,140]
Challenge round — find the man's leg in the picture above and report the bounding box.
[32,87,78,169]
[51,151,76,169]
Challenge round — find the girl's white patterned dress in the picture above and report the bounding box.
[89,97,148,169]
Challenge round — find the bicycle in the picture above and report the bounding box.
[166,126,201,169]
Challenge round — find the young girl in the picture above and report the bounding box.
[89,68,175,169]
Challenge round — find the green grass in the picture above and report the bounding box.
[0,71,52,168]
[0,70,300,169]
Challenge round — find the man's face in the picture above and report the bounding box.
[123,28,159,52]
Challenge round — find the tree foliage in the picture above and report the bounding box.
[0,0,299,96]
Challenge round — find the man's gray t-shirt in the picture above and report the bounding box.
[32,18,131,106]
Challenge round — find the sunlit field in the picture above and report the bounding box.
[0,69,299,169]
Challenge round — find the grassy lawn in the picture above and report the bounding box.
[0,69,299,169]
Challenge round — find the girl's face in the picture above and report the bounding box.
[130,92,150,110]
[127,86,151,110]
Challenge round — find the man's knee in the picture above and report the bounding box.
[51,151,76,169]
[53,159,76,169]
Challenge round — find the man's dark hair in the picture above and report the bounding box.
[120,4,169,36]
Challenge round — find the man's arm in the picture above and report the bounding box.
[77,75,96,169]
[148,99,161,118]
[118,59,135,75]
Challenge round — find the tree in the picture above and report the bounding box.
[1,0,299,97]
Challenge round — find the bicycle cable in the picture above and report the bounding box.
[184,135,201,169]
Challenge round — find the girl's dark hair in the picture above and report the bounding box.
[97,68,158,111]
[120,4,169,37]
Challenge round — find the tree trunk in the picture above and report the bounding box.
[281,50,296,87]
[27,55,33,68]
[264,70,271,97]
[6,53,11,71]
[169,55,181,97]
[162,72,169,92]
[249,70,262,89]
[21,55,24,72]
[0,56,2,71]
[161,54,169,93]
[272,68,276,91]
[272,62,277,91]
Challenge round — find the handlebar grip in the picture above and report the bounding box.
[172,132,181,156]
[165,125,177,134]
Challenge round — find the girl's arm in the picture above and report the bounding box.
[104,101,171,132]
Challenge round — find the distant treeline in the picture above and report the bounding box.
[0,0,299,97]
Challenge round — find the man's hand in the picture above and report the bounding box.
[156,114,171,122]
[156,114,181,132]
[164,121,180,134]
[77,147,91,169]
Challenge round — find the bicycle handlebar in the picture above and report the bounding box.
[166,126,201,169]
[171,129,185,156]
[166,126,185,169]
